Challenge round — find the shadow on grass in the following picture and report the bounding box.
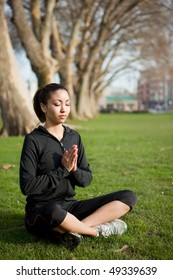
[0,210,32,245]
[0,210,79,251]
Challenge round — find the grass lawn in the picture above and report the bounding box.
[0,113,173,260]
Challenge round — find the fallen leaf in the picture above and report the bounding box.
[2,164,15,170]
[115,244,128,253]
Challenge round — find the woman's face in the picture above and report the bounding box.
[41,89,70,125]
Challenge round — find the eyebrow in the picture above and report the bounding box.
[53,99,70,102]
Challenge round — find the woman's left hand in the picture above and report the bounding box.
[62,145,78,172]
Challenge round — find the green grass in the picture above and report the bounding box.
[0,113,173,260]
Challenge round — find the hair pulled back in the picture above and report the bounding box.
[33,83,69,123]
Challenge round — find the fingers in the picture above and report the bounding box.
[62,145,78,172]
[71,156,77,172]
[65,145,77,162]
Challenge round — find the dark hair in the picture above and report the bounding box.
[33,83,69,123]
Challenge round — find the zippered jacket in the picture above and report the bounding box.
[20,125,92,210]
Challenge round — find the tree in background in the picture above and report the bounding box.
[0,0,37,135]
[1,0,173,135]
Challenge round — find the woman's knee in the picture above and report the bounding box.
[124,190,137,208]
[116,189,137,209]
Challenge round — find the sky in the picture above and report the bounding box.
[111,71,139,93]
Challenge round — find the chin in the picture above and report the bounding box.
[57,119,66,124]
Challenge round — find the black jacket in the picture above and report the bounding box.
[20,125,92,210]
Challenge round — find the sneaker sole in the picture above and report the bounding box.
[112,219,127,235]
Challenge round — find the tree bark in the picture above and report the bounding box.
[0,0,37,136]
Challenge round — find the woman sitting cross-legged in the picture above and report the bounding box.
[19,83,137,247]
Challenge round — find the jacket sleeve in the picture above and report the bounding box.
[20,134,69,196]
[70,134,93,187]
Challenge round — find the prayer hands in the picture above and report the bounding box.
[62,145,78,172]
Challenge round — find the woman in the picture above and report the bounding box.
[20,83,137,247]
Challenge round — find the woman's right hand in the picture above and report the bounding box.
[61,145,78,172]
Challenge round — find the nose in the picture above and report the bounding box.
[60,104,66,112]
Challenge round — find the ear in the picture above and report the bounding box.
[40,103,47,114]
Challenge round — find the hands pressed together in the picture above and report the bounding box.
[61,145,78,172]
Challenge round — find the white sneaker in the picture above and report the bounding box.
[97,219,127,238]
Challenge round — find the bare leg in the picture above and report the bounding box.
[82,201,130,227]
[52,212,97,236]
[52,201,130,236]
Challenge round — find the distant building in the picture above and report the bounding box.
[137,68,173,111]
[99,88,138,112]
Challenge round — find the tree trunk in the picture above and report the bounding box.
[58,17,83,119]
[0,0,37,136]
[59,64,79,120]
[9,0,57,86]
[77,72,95,118]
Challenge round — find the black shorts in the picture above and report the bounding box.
[25,190,137,234]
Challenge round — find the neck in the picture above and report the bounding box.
[44,123,64,141]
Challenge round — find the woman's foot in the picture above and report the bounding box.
[96,219,127,238]
[67,232,83,247]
